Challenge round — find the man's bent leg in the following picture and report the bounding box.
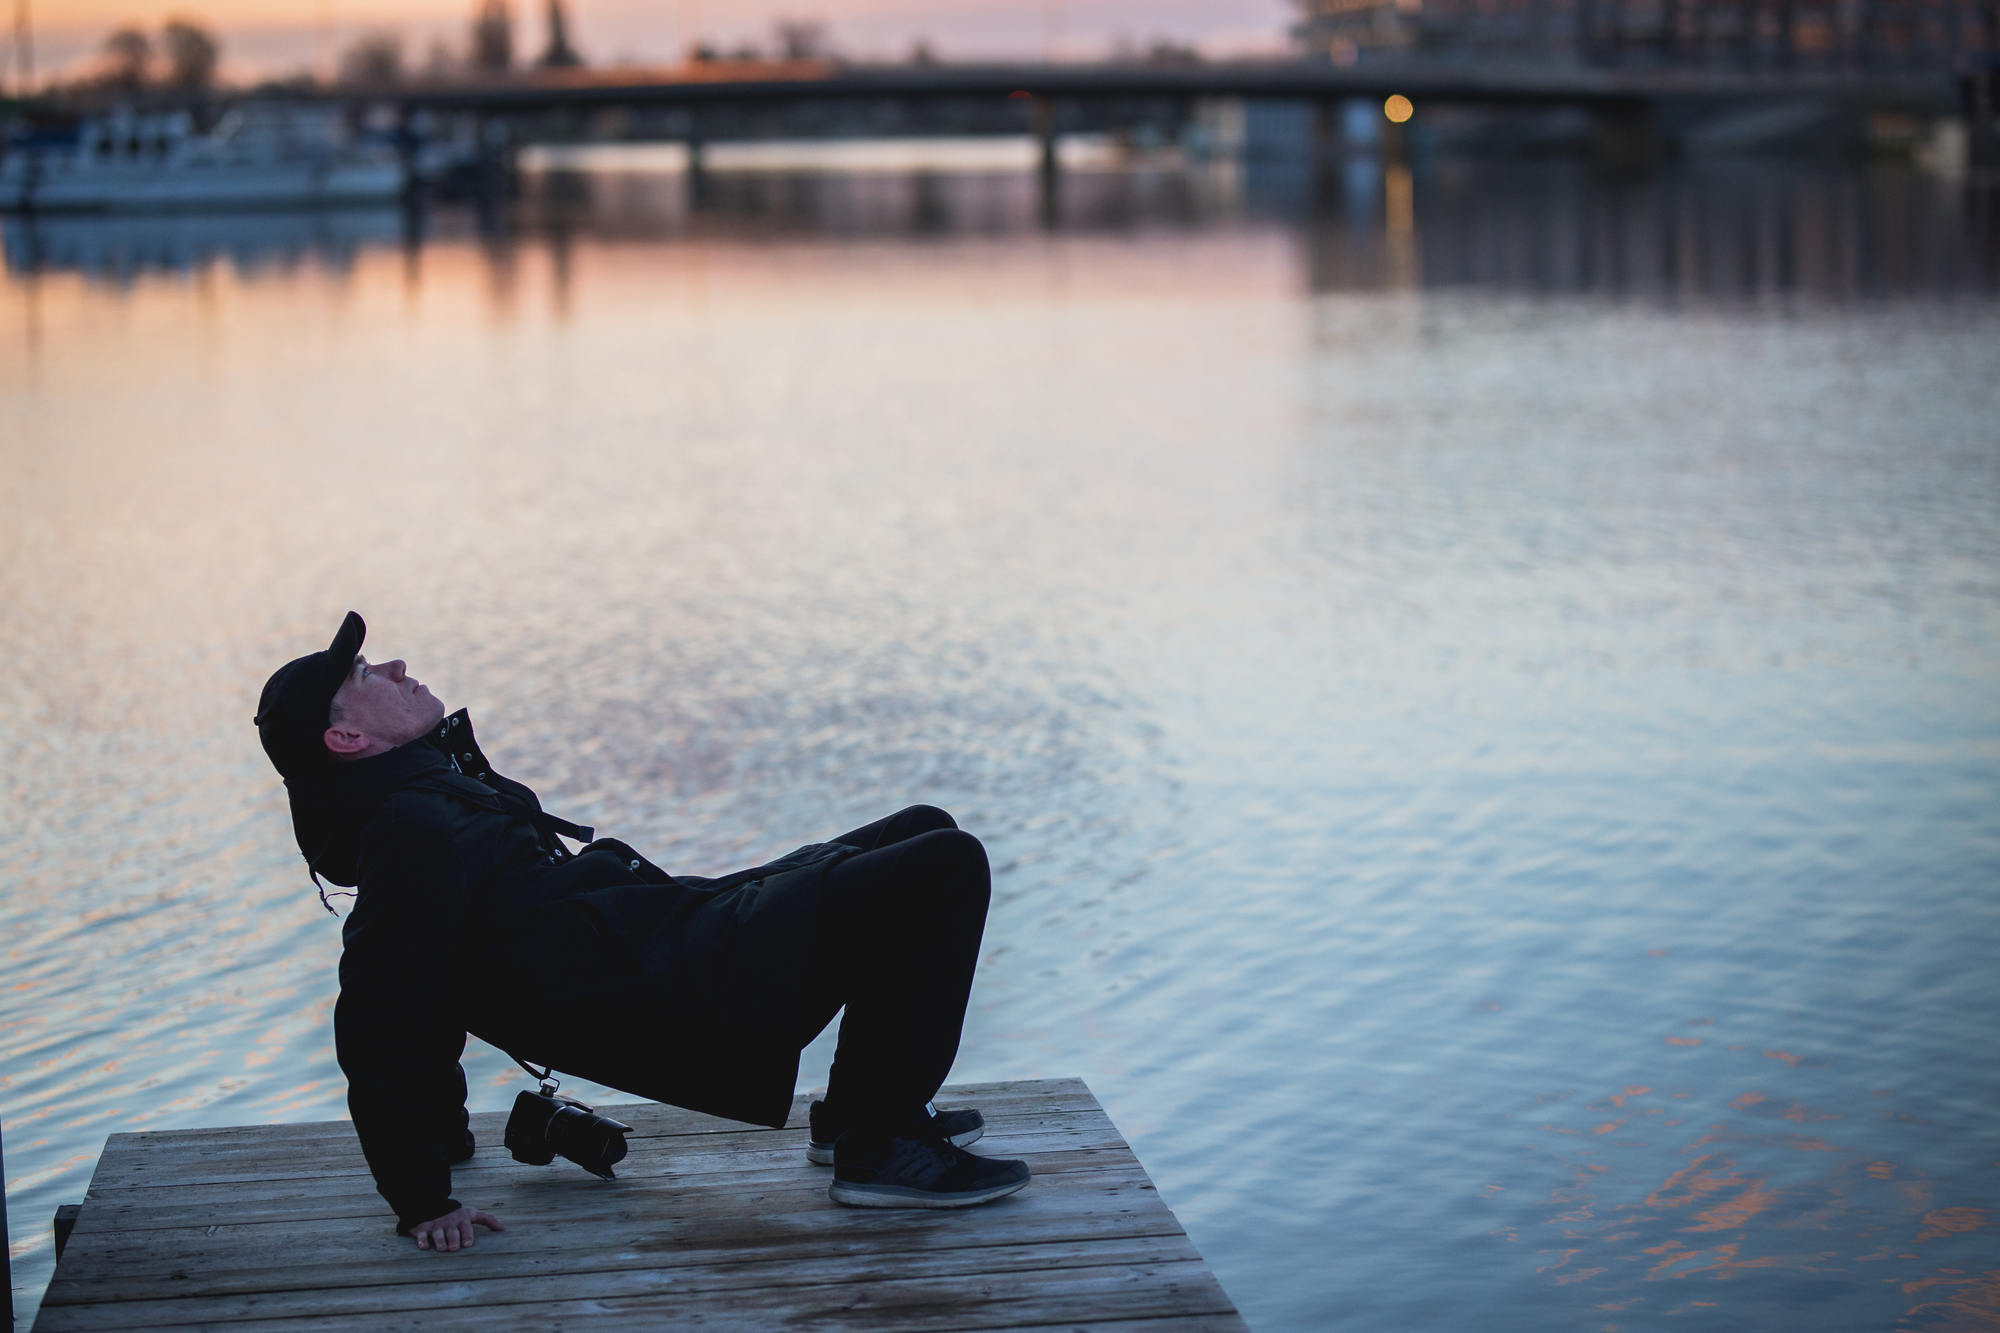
[808,828,1029,1209]
[810,827,990,1137]
[830,804,958,853]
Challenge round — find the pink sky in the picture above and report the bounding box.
[22,0,1299,85]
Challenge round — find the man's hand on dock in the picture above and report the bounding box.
[410,1206,506,1252]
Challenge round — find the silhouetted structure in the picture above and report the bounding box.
[471,0,513,73]
[538,0,581,69]
[339,33,404,88]
[773,19,829,61]
[160,19,217,91]
[1293,0,1993,69]
[100,27,149,90]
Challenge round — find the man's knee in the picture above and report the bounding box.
[896,804,958,834]
[918,828,990,910]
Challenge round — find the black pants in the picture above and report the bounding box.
[798,805,991,1138]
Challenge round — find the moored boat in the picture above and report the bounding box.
[0,103,406,213]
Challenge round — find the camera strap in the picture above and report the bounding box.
[513,1053,561,1096]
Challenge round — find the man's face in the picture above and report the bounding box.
[324,655,446,759]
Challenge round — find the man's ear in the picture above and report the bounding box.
[324,724,371,757]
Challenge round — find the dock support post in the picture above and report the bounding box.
[3,1114,10,1328]
[53,1204,80,1261]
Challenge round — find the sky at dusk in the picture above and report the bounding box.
[22,0,1300,85]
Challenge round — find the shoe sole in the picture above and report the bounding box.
[807,1124,982,1166]
[827,1172,1029,1209]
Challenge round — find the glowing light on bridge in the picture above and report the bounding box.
[1383,94,1414,124]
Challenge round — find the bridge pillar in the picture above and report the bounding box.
[1380,115,1409,165]
[1967,68,2000,169]
[1030,95,1060,227]
[393,105,421,199]
[1591,101,1663,172]
[685,112,710,208]
[474,115,518,196]
[1311,99,1341,162]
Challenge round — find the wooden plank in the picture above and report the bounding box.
[47,1161,1168,1284]
[75,1127,1125,1206]
[39,1261,1240,1332]
[982,1322,1247,1333]
[50,1168,1168,1280]
[35,1078,1242,1332]
[43,1152,1160,1264]
[77,1088,1109,1192]
[85,1080,1098,1157]
[77,1111,1121,1194]
[71,1134,1136,1233]
[46,1205,1194,1305]
[38,1234,1219,1328]
[74,1134,1134,1217]
[77,1112,1118,1181]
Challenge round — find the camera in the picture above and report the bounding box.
[504,1085,633,1180]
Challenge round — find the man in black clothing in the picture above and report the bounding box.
[255,612,1029,1252]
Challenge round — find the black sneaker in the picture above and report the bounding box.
[806,1099,983,1166]
[828,1132,1030,1209]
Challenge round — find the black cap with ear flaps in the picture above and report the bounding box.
[256,612,367,881]
[256,611,365,782]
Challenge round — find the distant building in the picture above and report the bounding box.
[1291,0,1994,69]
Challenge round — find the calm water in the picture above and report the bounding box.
[3,151,1998,1330]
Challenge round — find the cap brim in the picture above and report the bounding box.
[320,611,367,701]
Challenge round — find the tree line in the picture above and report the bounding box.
[92,18,219,92]
[69,0,586,96]
[339,0,583,89]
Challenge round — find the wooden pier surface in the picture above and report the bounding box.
[36,1076,1244,1330]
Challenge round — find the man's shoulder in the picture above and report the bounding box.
[357,775,499,858]
[365,781,458,830]
[367,769,507,820]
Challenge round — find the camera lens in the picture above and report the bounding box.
[546,1103,630,1179]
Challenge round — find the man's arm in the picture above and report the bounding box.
[334,807,486,1238]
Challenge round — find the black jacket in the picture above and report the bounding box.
[307,710,853,1231]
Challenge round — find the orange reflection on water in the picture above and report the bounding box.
[1642,1239,1787,1280]
[1899,1268,2000,1330]
[1687,1177,1780,1233]
[1516,1028,1999,1329]
[1917,1208,1991,1243]
[1646,1154,1753,1211]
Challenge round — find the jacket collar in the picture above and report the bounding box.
[428,708,497,783]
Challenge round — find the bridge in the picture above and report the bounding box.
[390,59,1961,116]
[371,57,1976,175]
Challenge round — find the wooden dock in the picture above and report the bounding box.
[35,1077,1244,1330]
